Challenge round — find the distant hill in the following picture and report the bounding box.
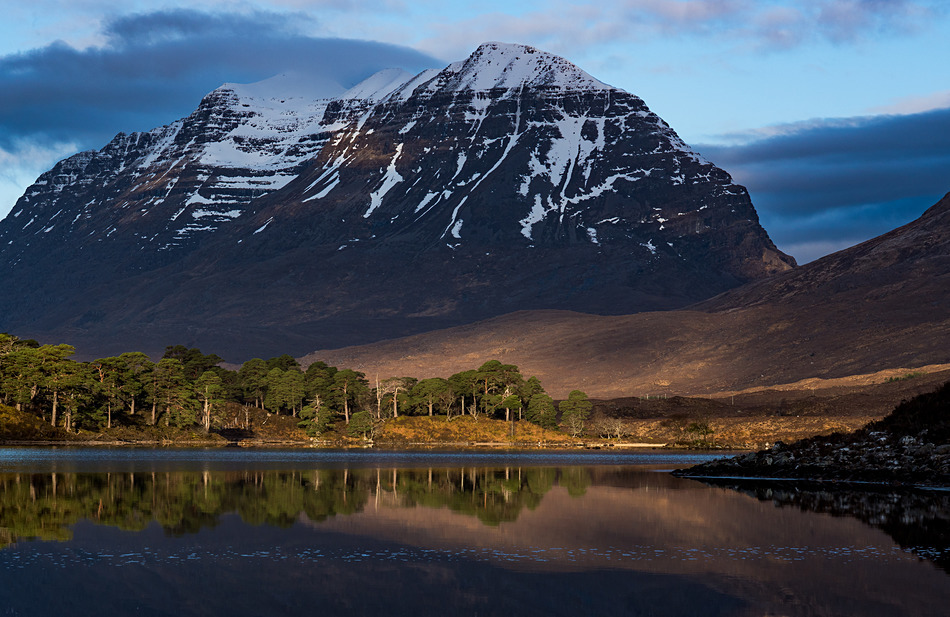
[0,43,791,360]
[304,192,950,397]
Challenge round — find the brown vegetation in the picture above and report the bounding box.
[303,306,950,400]
[372,416,576,446]
[0,405,58,441]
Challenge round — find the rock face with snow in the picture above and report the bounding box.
[0,43,794,359]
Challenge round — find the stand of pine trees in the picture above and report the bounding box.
[0,334,589,437]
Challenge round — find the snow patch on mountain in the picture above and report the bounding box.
[519,195,547,240]
[342,68,415,102]
[223,71,345,105]
[364,144,405,218]
[426,42,613,94]
[391,69,441,101]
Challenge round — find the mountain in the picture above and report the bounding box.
[305,192,950,397]
[0,42,793,359]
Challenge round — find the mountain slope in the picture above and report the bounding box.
[304,193,950,397]
[0,43,793,359]
[698,191,950,311]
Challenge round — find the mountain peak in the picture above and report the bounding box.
[428,41,613,94]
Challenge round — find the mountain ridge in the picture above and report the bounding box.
[0,42,793,360]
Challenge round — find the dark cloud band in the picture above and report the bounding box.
[699,107,950,262]
[0,9,441,149]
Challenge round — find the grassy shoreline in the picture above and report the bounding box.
[0,408,871,450]
[0,439,678,449]
[6,373,927,450]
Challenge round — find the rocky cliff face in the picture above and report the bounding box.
[0,43,793,359]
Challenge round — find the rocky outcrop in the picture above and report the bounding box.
[675,381,950,487]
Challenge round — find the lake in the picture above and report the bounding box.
[0,447,948,616]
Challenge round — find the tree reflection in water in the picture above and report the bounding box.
[3,464,950,617]
[0,467,588,548]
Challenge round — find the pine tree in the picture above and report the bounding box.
[559,390,592,437]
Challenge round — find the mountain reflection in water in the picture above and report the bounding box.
[0,453,948,616]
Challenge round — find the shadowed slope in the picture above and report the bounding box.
[304,193,950,397]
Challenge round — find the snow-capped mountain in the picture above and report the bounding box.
[0,43,794,359]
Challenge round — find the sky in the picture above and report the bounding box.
[1,1,948,263]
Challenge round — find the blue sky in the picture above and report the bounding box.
[1,1,948,263]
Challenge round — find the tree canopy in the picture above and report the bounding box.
[0,335,585,439]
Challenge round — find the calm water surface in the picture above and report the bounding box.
[0,447,948,616]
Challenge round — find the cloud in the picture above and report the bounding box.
[871,89,950,115]
[780,239,859,265]
[413,0,944,59]
[0,139,79,182]
[0,9,440,150]
[814,0,934,41]
[631,0,942,46]
[102,9,307,46]
[0,138,80,221]
[414,6,624,62]
[698,107,950,262]
[0,8,441,217]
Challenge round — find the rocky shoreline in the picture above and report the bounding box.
[674,381,950,488]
